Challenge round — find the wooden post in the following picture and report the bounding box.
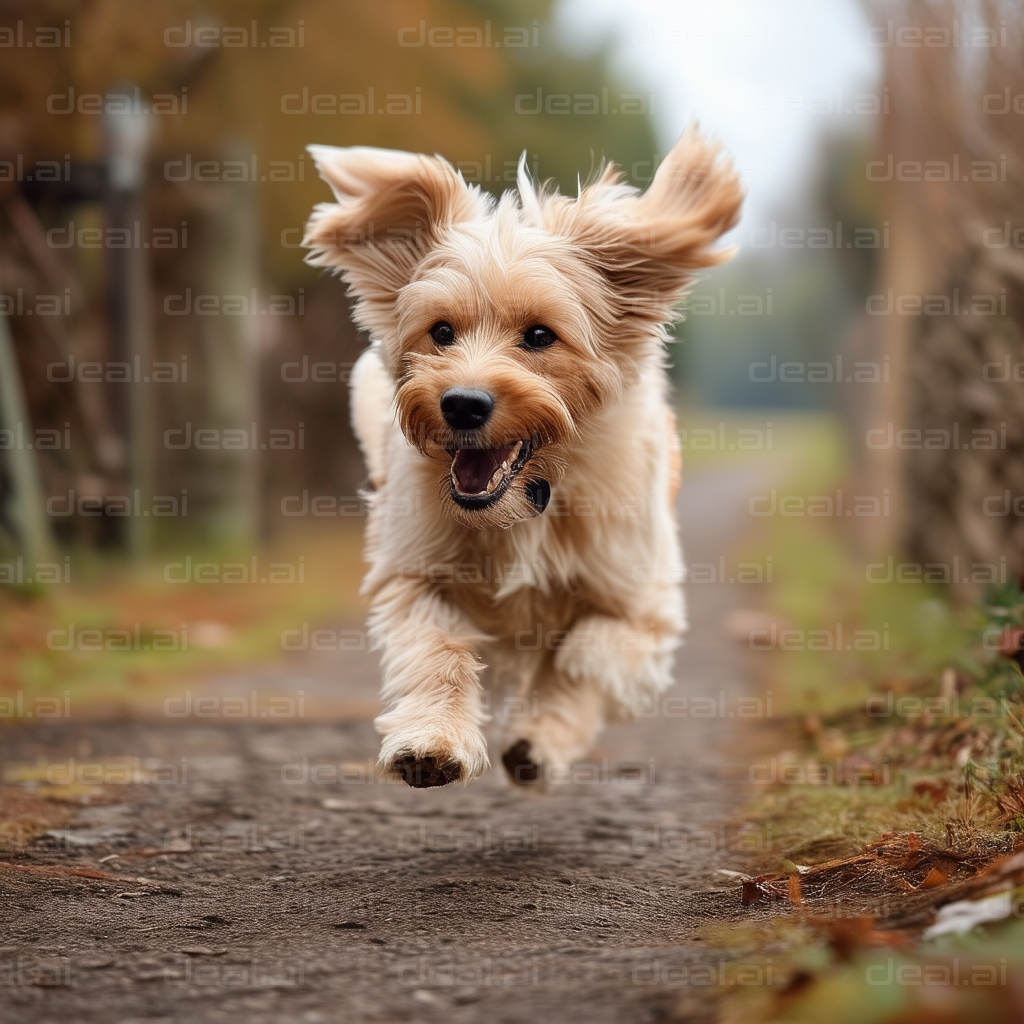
[0,312,55,568]
[195,144,260,546]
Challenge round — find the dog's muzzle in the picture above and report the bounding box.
[440,387,550,515]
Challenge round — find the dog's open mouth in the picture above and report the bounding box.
[449,439,532,509]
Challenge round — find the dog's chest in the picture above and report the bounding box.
[447,576,586,639]
[436,522,608,638]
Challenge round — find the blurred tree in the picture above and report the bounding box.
[0,0,659,552]
[185,0,660,286]
[865,0,1024,596]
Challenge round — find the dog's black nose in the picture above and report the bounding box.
[440,387,494,430]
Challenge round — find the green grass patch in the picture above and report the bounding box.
[0,523,366,712]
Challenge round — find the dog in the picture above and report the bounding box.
[303,127,743,789]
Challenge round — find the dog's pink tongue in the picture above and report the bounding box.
[452,446,511,494]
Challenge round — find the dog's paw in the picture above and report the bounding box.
[500,739,541,786]
[499,735,573,791]
[376,716,489,788]
[502,675,606,789]
[553,614,679,712]
[392,753,463,788]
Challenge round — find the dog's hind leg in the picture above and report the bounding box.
[500,655,606,789]
[501,602,684,788]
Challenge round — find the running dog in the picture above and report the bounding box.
[303,127,743,788]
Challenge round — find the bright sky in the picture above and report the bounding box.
[554,0,881,229]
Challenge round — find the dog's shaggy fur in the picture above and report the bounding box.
[303,128,743,789]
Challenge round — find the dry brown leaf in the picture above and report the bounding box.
[742,879,769,905]
[919,867,949,889]
[787,873,803,905]
[0,861,115,880]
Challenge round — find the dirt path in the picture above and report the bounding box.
[1,467,773,1024]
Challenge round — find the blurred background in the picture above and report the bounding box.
[1,0,1022,714]
[5,3,1024,1020]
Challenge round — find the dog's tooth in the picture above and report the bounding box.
[502,461,508,470]
[486,463,505,493]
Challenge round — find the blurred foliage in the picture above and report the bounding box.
[0,0,660,288]
[712,912,1024,1024]
[0,523,364,707]
[676,127,882,408]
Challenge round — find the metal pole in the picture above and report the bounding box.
[105,86,153,559]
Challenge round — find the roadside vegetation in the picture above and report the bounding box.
[700,417,1024,1024]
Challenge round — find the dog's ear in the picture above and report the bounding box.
[304,146,484,334]
[534,127,743,324]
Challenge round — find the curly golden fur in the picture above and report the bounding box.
[304,128,743,788]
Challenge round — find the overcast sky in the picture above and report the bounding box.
[554,0,881,229]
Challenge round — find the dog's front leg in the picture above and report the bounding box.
[369,578,489,788]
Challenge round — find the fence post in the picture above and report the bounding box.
[194,142,261,546]
[0,312,56,569]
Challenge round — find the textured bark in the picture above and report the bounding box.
[869,1,1024,594]
[904,245,1024,594]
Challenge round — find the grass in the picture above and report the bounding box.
[694,412,1024,1022]
[675,408,842,477]
[709,912,1024,1024]
[0,522,366,714]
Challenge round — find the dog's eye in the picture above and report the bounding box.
[429,321,456,346]
[522,325,556,350]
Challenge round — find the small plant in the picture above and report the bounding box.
[967,579,1024,699]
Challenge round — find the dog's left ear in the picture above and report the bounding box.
[536,126,744,323]
[304,146,484,337]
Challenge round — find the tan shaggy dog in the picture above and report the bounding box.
[303,128,743,789]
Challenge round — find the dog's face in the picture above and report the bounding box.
[304,130,743,529]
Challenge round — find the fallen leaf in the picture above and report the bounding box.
[742,880,768,906]
[919,867,949,889]
[787,873,803,906]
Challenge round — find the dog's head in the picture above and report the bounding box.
[304,129,743,529]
